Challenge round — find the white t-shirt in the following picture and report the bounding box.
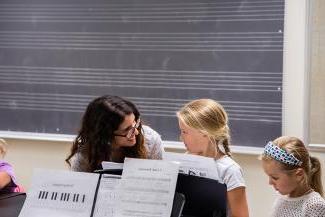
[142,125,164,159]
[214,155,246,191]
[271,191,325,217]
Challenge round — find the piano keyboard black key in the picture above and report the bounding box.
[37,191,85,204]
[44,191,48,199]
[82,194,85,203]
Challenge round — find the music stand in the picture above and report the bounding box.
[94,168,123,175]
[171,192,185,217]
[0,193,26,217]
[176,173,227,217]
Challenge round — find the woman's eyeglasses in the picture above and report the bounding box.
[114,119,141,139]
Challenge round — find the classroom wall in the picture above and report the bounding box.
[1,1,324,217]
[4,138,325,217]
[309,0,325,144]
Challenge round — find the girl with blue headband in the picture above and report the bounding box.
[262,136,325,217]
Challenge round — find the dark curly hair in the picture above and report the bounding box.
[65,95,147,172]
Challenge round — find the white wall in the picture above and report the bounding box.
[4,138,325,217]
[282,0,309,140]
[309,0,325,144]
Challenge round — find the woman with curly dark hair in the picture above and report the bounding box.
[65,95,163,172]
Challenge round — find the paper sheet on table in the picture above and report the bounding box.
[18,169,99,217]
[115,158,179,217]
[92,174,121,217]
[163,152,219,180]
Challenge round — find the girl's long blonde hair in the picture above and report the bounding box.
[177,99,232,156]
[262,136,323,196]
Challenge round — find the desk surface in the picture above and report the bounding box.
[0,193,26,217]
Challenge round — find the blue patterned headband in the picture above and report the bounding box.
[263,142,302,166]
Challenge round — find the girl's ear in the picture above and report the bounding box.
[295,168,305,181]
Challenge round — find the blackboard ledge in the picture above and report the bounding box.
[308,144,325,153]
[163,141,264,155]
[0,131,75,143]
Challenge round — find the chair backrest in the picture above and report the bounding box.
[176,173,227,217]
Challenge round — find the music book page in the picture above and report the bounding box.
[92,174,121,217]
[101,161,124,170]
[115,158,179,217]
[18,169,99,217]
[163,152,219,180]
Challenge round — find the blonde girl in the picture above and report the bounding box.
[262,136,325,217]
[177,99,249,217]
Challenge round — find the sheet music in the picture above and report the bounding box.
[101,161,124,170]
[163,152,219,180]
[18,169,99,217]
[115,158,179,217]
[92,174,121,217]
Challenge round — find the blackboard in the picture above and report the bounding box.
[0,0,284,147]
